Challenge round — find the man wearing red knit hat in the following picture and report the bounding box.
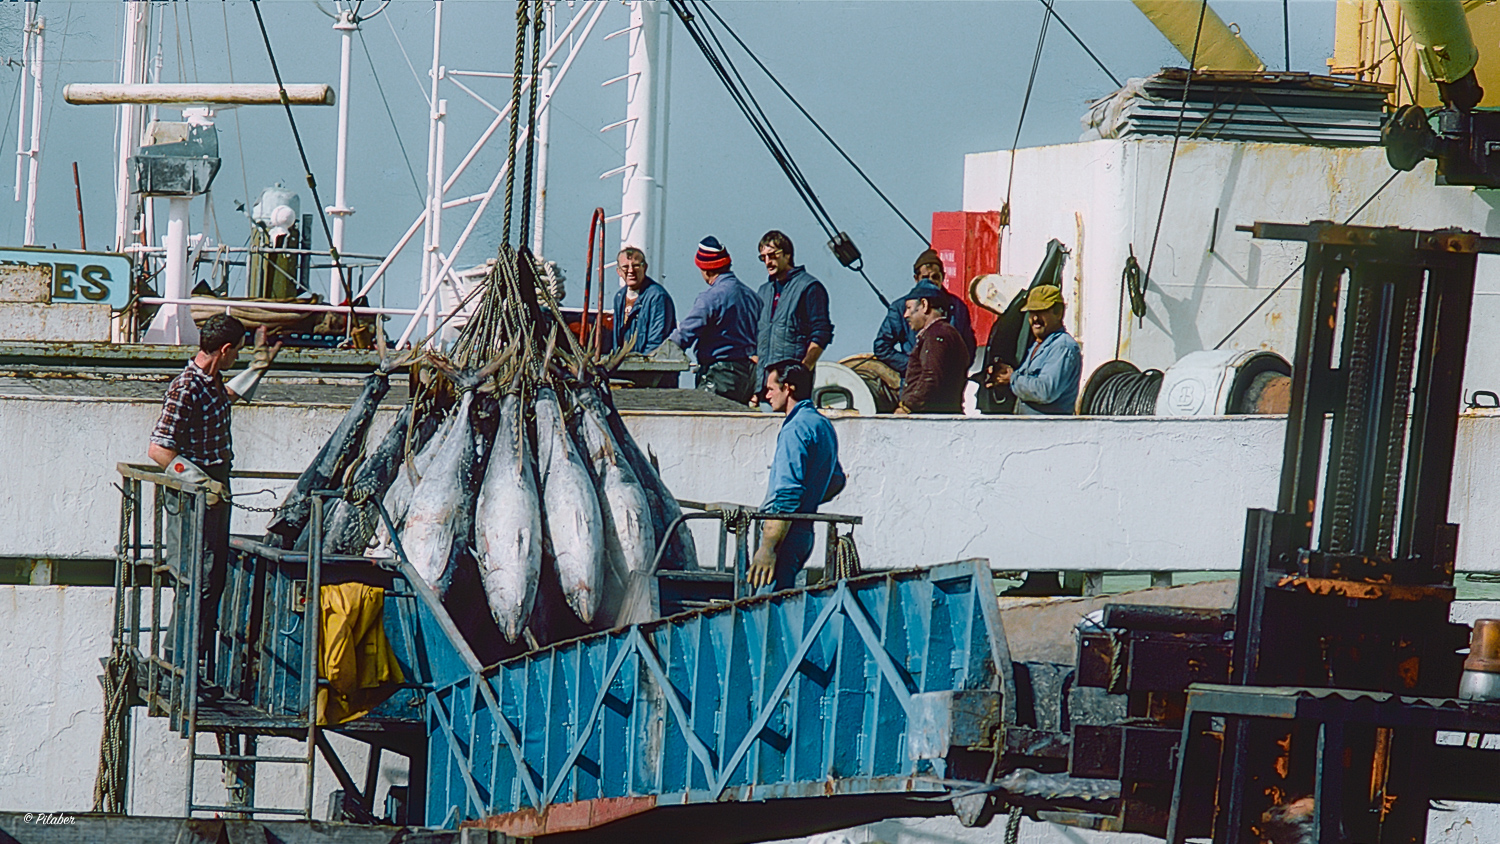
[661,236,762,403]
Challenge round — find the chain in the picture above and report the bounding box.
[228,488,291,514]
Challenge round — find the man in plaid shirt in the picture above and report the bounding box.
[148,314,280,673]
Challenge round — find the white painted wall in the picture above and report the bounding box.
[962,139,1500,400]
[4,582,1495,842]
[10,394,1500,574]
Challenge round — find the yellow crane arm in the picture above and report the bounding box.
[1131,0,1265,72]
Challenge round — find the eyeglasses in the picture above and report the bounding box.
[759,250,784,263]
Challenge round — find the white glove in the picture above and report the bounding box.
[227,326,282,402]
[164,456,229,507]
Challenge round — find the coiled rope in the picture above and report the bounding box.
[828,530,862,581]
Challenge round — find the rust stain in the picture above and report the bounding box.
[1397,656,1421,688]
[470,795,658,837]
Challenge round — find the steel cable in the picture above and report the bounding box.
[1083,366,1164,416]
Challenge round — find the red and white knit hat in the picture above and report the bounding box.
[694,236,731,271]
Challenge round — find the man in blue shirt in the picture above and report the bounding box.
[749,360,846,592]
[873,249,975,374]
[661,236,762,403]
[753,231,833,405]
[989,285,1081,414]
[613,246,676,355]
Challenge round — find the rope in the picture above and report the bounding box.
[249,2,355,312]
[1138,0,1209,330]
[829,530,862,581]
[1005,803,1023,844]
[501,0,529,247]
[92,650,133,812]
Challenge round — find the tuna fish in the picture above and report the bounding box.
[400,391,479,594]
[569,387,657,575]
[534,387,604,623]
[324,403,445,555]
[474,392,542,641]
[603,390,699,571]
[382,410,458,531]
[265,368,392,548]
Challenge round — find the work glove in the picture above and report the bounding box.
[227,326,284,402]
[164,456,230,507]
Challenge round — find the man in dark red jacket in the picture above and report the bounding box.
[895,287,971,414]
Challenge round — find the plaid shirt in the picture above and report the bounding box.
[150,359,233,467]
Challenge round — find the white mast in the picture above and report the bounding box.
[115,2,152,252]
[619,1,659,261]
[21,11,45,246]
[328,8,358,300]
[421,4,445,336]
[14,4,31,205]
[531,2,554,257]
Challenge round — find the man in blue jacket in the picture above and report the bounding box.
[753,231,833,405]
[749,359,846,592]
[873,248,975,374]
[662,236,761,403]
[989,285,1080,414]
[613,246,676,355]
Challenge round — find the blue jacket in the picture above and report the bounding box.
[873,282,976,373]
[613,278,677,354]
[763,399,846,556]
[666,271,761,365]
[755,267,833,389]
[1012,329,1081,415]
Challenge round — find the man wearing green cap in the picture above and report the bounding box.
[989,284,1080,414]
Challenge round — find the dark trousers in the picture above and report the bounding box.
[199,463,232,664]
[696,359,756,404]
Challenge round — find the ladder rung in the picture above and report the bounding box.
[190,804,306,816]
[194,753,309,764]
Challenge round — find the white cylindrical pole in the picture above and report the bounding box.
[619,1,657,258]
[531,3,555,257]
[23,15,45,246]
[420,3,443,326]
[429,98,447,336]
[329,11,357,300]
[653,3,672,283]
[161,196,196,344]
[115,2,151,252]
[14,4,32,204]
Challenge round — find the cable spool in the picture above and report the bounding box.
[1079,360,1164,416]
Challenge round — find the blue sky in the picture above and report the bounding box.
[0,1,1336,356]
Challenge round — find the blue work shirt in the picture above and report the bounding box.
[872,283,975,373]
[762,399,846,565]
[666,271,761,365]
[1012,329,1081,415]
[613,278,677,354]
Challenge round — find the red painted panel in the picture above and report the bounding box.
[930,211,1001,344]
[473,795,658,837]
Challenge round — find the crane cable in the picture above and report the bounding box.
[1002,0,1054,227]
[696,1,927,246]
[668,0,890,307]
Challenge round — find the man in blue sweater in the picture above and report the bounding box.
[662,236,762,403]
[749,360,846,592]
[753,231,833,406]
[613,246,676,355]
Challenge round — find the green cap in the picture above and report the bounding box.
[1021,285,1064,311]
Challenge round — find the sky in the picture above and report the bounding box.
[0,0,1337,358]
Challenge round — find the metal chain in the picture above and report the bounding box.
[227,488,290,514]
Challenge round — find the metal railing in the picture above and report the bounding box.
[666,500,863,600]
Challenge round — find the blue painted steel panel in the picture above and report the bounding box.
[424,561,1014,827]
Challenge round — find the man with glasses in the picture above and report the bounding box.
[752,230,833,406]
[613,246,676,356]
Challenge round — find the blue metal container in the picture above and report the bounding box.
[424,560,1014,833]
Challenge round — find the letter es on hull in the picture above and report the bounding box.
[0,247,131,310]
